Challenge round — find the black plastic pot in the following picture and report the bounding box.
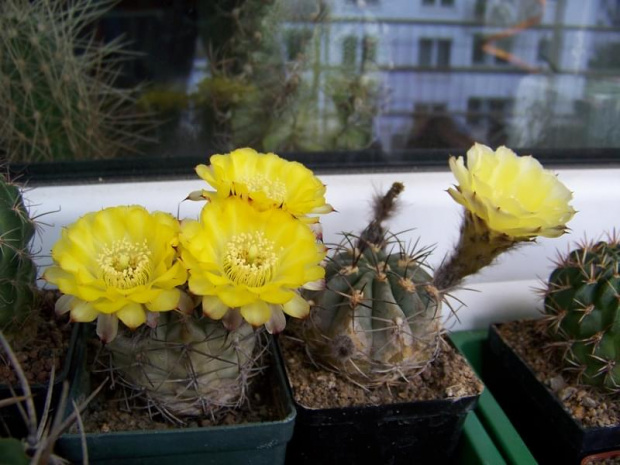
[486,323,620,465]
[0,323,83,438]
[55,340,295,465]
[277,340,480,465]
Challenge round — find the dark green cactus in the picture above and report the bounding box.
[544,238,620,391]
[301,183,443,386]
[0,174,37,332]
[105,311,262,421]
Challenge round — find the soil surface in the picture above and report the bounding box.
[497,319,619,429]
[281,335,483,409]
[0,290,73,386]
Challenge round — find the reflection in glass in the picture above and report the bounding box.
[3,0,620,163]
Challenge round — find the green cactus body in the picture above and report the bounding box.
[0,175,36,332]
[303,240,442,385]
[106,312,260,419]
[544,239,620,391]
[0,0,149,163]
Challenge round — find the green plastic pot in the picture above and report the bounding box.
[449,329,537,465]
[55,339,295,465]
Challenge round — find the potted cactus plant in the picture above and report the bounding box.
[487,236,620,464]
[0,173,81,437]
[47,148,331,463]
[279,142,576,464]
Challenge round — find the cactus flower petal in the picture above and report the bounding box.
[97,314,119,343]
[202,295,230,320]
[240,300,271,326]
[193,148,331,222]
[282,293,310,318]
[265,306,286,334]
[146,289,181,312]
[116,303,146,329]
[70,300,99,322]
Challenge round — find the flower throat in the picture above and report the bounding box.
[98,238,151,289]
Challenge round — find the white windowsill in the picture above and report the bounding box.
[26,166,620,331]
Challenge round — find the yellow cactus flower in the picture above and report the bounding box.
[179,196,326,333]
[190,147,333,222]
[434,143,575,291]
[448,143,575,239]
[44,206,188,342]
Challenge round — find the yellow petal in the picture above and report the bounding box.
[145,289,180,312]
[240,300,271,326]
[70,300,99,322]
[202,295,230,320]
[282,293,310,319]
[116,302,146,329]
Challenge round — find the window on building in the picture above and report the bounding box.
[362,36,378,65]
[422,0,455,5]
[419,38,434,66]
[285,28,313,61]
[467,97,514,145]
[342,35,358,66]
[419,38,452,67]
[537,36,551,63]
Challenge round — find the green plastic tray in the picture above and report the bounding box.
[451,330,537,465]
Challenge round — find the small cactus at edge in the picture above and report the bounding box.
[0,174,37,333]
[301,183,443,385]
[543,237,620,391]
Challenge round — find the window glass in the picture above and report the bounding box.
[2,0,620,170]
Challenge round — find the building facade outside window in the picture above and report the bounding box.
[2,0,620,168]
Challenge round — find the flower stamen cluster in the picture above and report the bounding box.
[223,232,279,287]
[236,175,287,205]
[98,238,152,290]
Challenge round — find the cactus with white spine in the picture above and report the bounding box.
[543,237,620,392]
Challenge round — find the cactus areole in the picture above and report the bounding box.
[544,239,620,392]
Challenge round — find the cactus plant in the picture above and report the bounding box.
[0,0,151,163]
[300,144,576,387]
[543,237,620,391]
[301,183,443,385]
[104,311,262,421]
[0,174,37,340]
[44,150,329,423]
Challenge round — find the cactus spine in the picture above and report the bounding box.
[544,238,620,392]
[0,0,150,163]
[0,174,37,337]
[301,183,443,385]
[105,311,262,421]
